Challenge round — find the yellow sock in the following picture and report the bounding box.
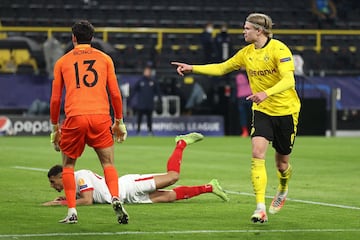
[277,164,292,192]
[251,158,267,206]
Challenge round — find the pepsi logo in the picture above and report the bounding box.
[0,116,13,136]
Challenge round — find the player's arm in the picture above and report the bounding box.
[172,51,242,76]
[106,56,123,120]
[42,191,93,206]
[76,190,94,205]
[107,75,123,121]
[171,60,236,77]
[106,56,127,143]
[50,60,63,125]
[49,60,64,151]
[265,48,296,97]
[264,70,295,96]
[192,59,239,76]
[42,196,65,206]
[247,71,295,104]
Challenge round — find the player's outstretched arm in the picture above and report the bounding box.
[42,196,66,206]
[42,200,62,206]
[43,191,94,206]
[171,62,193,76]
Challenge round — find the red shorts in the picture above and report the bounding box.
[60,114,114,159]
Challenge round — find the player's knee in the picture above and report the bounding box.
[155,192,177,203]
[164,192,177,203]
[252,148,266,159]
[168,172,179,185]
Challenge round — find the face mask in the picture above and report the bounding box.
[206,27,213,33]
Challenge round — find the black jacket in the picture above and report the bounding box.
[131,76,161,111]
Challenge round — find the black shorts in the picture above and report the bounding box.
[251,110,299,155]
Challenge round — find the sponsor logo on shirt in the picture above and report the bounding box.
[78,178,88,190]
[248,68,277,77]
[79,184,88,190]
[280,57,291,63]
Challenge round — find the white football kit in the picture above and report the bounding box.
[75,170,157,204]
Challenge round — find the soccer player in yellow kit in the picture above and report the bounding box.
[172,13,301,223]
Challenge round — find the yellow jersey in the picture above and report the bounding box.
[193,39,301,116]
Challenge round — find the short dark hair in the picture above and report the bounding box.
[72,20,94,44]
[47,165,63,178]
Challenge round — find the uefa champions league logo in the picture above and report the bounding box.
[0,116,14,136]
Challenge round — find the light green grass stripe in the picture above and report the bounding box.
[1,228,360,238]
[226,190,360,210]
[13,166,48,172]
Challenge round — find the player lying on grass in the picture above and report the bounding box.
[43,133,229,207]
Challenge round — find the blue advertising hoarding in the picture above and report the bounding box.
[0,115,224,136]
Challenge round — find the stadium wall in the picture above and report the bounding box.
[0,115,224,136]
[1,74,359,135]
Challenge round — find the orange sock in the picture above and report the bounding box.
[104,166,119,198]
[62,167,76,208]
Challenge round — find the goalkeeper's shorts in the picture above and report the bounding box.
[60,114,114,159]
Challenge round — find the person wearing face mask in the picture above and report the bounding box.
[311,0,337,28]
[131,64,162,136]
[200,22,215,63]
[214,24,232,63]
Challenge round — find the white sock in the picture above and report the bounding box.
[68,208,77,216]
[112,196,120,202]
[256,203,266,211]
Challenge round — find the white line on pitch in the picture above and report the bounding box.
[225,190,360,210]
[0,228,359,238]
[12,166,48,172]
[12,166,360,210]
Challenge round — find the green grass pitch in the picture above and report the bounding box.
[0,135,359,240]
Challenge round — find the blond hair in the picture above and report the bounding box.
[246,13,273,38]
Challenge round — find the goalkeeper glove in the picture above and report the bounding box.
[50,123,61,152]
[112,119,127,143]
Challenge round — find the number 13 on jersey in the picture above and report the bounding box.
[74,60,98,88]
